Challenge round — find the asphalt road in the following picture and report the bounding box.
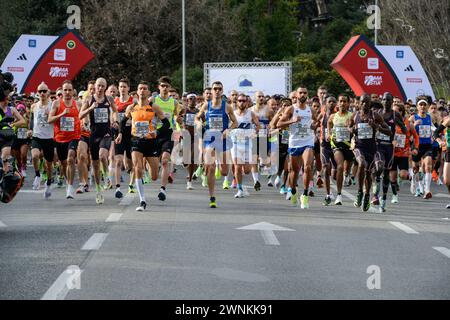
[1,168,449,300]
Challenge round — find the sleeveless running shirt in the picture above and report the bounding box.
[131,104,156,140]
[206,100,228,132]
[89,96,111,137]
[154,95,176,129]
[54,99,81,143]
[354,111,376,148]
[289,106,314,148]
[331,111,352,148]
[33,101,54,139]
[414,113,432,145]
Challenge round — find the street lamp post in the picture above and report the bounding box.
[182,0,186,94]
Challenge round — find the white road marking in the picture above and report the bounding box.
[433,247,450,259]
[237,222,295,246]
[260,230,280,246]
[330,185,378,213]
[41,266,82,300]
[105,213,122,223]
[120,194,135,206]
[81,233,108,251]
[389,221,419,234]
[0,221,7,228]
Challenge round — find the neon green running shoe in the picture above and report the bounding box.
[201,174,208,187]
[223,179,230,190]
[128,185,136,194]
[209,198,217,208]
[301,195,309,209]
[215,167,221,180]
[291,193,298,206]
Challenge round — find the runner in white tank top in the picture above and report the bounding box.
[232,94,260,198]
[277,87,318,209]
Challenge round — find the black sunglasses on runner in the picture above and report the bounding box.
[38,90,48,94]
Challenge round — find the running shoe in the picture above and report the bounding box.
[308,190,315,197]
[96,192,104,205]
[41,171,48,183]
[354,191,363,208]
[300,195,309,209]
[267,179,274,187]
[316,176,324,189]
[57,176,64,188]
[201,174,208,187]
[423,192,432,200]
[410,179,416,195]
[115,188,123,199]
[286,188,292,200]
[136,201,147,212]
[414,188,423,197]
[194,166,203,178]
[84,184,90,193]
[432,170,438,182]
[76,184,84,194]
[291,193,298,206]
[234,190,244,198]
[158,188,167,201]
[379,199,386,213]
[351,176,356,185]
[32,176,41,190]
[66,185,75,199]
[334,194,343,205]
[231,178,237,189]
[168,172,174,184]
[104,179,113,190]
[223,179,230,190]
[44,186,52,199]
[323,196,332,206]
[280,185,287,195]
[186,181,193,190]
[362,193,371,212]
[128,184,136,194]
[446,203,450,209]
[254,181,261,191]
[274,176,281,189]
[371,195,380,206]
[391,194,399,204]
[215,167,221,180]
[210,198,217,208]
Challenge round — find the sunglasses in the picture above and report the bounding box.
[238,100,246,102]
[213,87,223,91]
[160,84,169,88]
[38,90,48,94]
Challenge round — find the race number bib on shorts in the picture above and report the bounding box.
[209,116,223,131]
[185,113,196,127]
[394,134,406,148]
[135,121,150,137]
[17,128,28,139]
[357,123,373,139]
[94,108,109,123]
[61,117,75,132]
[334,126,350,142]
[418,125,431,138]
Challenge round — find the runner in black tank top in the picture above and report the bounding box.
[352,94,391,212]
[373,92,407,212]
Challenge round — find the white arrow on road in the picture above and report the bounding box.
[236,222,295,246]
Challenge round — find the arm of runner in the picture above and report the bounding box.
[395,111,407,134]
[251,111,260,134]
[11,107,25,128]
[373,113,391,136]
[277,106,296,129]
[226,103,238,130]
[48,100,68,124]
[79,96,95,120]
[116,104,134,144]
[28,104,35,136]
[108,96,119,130]
[195,103,207,129]
[327,114,334,142]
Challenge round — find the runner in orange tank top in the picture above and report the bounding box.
[48,80,82,200]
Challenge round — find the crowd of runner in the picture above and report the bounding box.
[1,76,450,212]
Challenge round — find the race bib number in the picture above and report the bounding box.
[37,113,49,127]
[258,123,268,137]
[281,130,289,144]
[94,108,109,124]
[376,131,391,142]
[418,125,431,138]
[394,133,406,148]
[17,128,28,139]
[357,123,373,139]
[61,117,75,132]
[135,121,150,137]
[118,112,125,123]
[209,116,223,131]
[185,113,196,127]
[334,126,350,142]
[291,123,309,138]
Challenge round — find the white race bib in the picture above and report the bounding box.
[185,113,196,127]
[334,126,350,142]
[17,128,28,139]
[394,134,406,148]
[357,123,373,140]
[61,117,75,132]
[94,108,109,124]
[135,121,150,137]
[418,125,431,138]
[209,116,223,131]
[376,131,391,142]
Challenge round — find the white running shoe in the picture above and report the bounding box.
[329,192,335,201]
[44,185,52,199]
[274,176,281,189]
[286,190,292,201]
[437,178,443,186]
[96,192,104,204]
[32,176,41,190]
[186,181,193,190]
[334,194,343,205]
[66,185,75,199]
[410,180,415,195]
[136,201,147,212]
[234,190,244,198]
[391,194,399,204]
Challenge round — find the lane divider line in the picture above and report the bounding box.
[389,221,419,234]
[106,213,123,223]
[41,265,83,300]
[433,247,450,259]
[81,233,108,251]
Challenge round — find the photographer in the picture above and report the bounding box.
[0,71,25,172]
